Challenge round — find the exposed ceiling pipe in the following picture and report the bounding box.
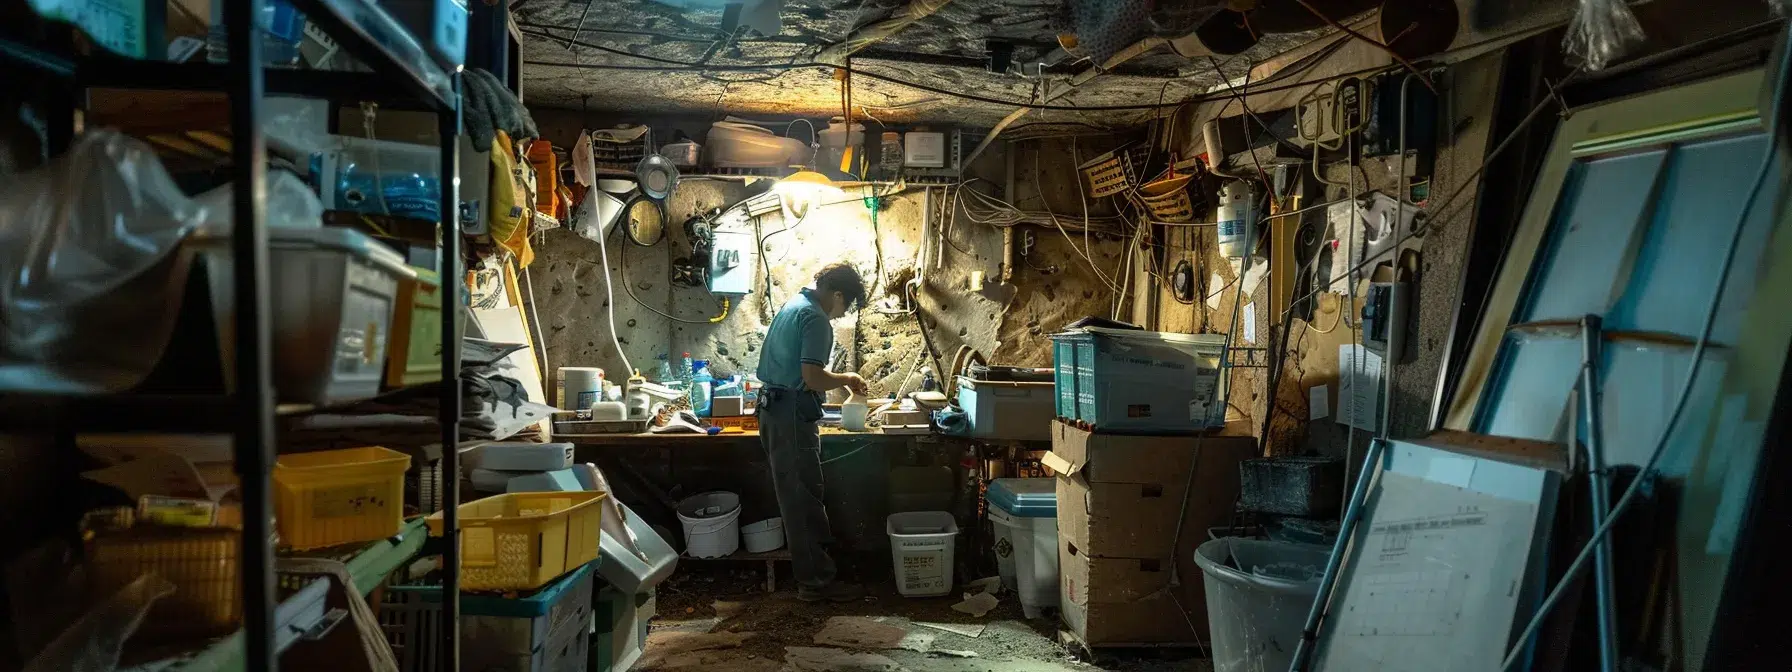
[815,0,958,65]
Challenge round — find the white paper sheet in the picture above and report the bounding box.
[1243,303,1257,343]
[1310,385,1330,420]
[1338,344,1384,430]
[1315,473,1536,672]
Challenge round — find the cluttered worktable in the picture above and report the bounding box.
[558,426,924,447]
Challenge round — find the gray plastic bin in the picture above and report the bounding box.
[1194,538,1331,672]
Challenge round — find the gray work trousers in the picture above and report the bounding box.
[758,391,837,589]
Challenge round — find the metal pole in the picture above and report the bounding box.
[1578,314,1619,672]
[225,1,276,669]
[437,72,464,672]
[1290,437,1387,672]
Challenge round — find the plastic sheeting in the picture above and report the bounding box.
[1563,0,1645,71]
[0,130,209,393]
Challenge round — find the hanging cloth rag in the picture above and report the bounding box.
[462,68,539,153]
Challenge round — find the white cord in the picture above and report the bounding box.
[591,203,635,377]
[1498,30,1789,669]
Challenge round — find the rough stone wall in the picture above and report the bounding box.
[524,110,1125,398]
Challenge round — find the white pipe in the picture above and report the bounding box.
[590,204,635,377]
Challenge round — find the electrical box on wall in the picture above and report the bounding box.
[708,230,756,296]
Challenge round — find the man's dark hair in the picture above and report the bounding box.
[814,263,868,311]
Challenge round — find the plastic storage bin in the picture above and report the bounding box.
[985,478,1058,619]
[592,586,653,672]
[1051,327,1229,432]
[427,491,606,591]
[86,526,240,643]
[385,267,443,388]
[598,500,679,596]
[886,511,958,597]
[195,226,416,404]
[956,377,1055,441]
[1194,538,1330,672]
[382,563,594,672]
[313,135,443,221]
[274,445,411,549]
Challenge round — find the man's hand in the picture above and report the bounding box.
[840,372,869,396]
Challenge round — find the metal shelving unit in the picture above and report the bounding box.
[1,1,463,670]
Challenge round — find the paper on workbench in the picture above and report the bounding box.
[1338,344,1383,430]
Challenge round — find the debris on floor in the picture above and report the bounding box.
[951,591,998,617]
[812,616,909,649]
[913,622,985,638]
[784,646,902,672]
[929,648,980,658]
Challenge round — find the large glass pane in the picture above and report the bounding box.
[1521,150,1667,322]
[1606,133,1780,343]
[1597,344,1728,472]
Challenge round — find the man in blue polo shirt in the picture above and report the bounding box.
[756,263,870,602]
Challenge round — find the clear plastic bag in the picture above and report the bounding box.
[1563,0,1646,71]
[193,169,326,232]
[0,130,211,393]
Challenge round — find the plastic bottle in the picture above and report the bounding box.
[678,352,695,393]
[691,360,714,417]
[1216,180,1257,258]
[841,389,869,432]
[206,0,304,66]
[653,353,674,383]
[626,370,650,420]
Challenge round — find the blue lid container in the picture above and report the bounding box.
[986,478,1057,518]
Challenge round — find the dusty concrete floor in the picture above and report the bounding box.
[641,563,1213,672]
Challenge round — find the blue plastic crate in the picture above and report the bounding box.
[381,563,594,672]
[1050,328,1229,432]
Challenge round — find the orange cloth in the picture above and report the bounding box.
[526,140,560,217]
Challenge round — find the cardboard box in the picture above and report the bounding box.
[1046,420,1257,646]
[1060,534,1208,645]
[1046,422,1255,559]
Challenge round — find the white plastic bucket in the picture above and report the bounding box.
[676,492,742,559]
[886,512,958,597]
[740,517,786,553]
[988,506,1059,619]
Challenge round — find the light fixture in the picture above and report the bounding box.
[774,170,840,220]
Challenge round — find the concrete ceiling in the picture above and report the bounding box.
[514,0,1324,127]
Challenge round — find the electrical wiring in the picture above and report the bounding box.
[615,226,729,324]
[1498,28,1790,671]
[1035,145,1123,293]
[1291,0,1436,93]
[1282,75,1575,324]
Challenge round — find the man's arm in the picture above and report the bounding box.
[802,363,867,395]
[796,313,867,394]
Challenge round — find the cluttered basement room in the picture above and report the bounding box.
[5,0,1792,671]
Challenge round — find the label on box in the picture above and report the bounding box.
[311,484,388,518]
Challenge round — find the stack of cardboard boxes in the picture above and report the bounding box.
[1045,421,1256,647]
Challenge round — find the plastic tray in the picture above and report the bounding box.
[86,526,240,643]
[274,446,412,549]
[427,491,606,592]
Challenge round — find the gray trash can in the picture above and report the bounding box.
[1195,537,1331,672]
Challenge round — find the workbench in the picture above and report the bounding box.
[557,427,921,447]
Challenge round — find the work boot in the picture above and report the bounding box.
[798,582,866,603]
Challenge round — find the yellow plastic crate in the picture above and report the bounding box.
[274,446,411,550]
[427,491,606,592]
[86,526,240,643]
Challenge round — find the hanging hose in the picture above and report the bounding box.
[591,204,634,376]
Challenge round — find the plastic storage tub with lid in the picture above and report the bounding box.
[985,478,1059,618]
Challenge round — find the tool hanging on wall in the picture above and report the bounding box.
[672,210,717,288]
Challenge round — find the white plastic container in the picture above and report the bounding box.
[704,121,810,168]
[676,491,741,559]
[904,131,946,168]
[195,227,415,404]
[740,517,786,554]
[1216,180,1257,257]
[818,118,865,173]
[986,478,1058,619]
[886,511,958,597]
[840,391,869,432]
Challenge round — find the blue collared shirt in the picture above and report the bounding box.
[757,288,833,390]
